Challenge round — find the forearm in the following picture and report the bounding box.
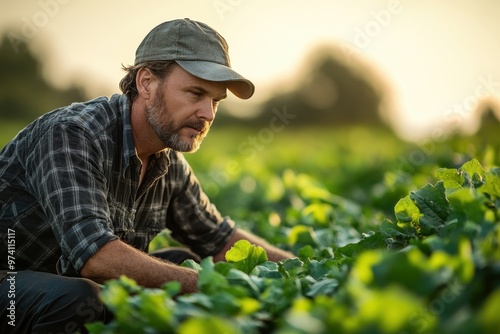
[81,239,198,293]
[213,228,295,262]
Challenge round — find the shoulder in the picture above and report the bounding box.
[54,95,123,133]
[33,95,128,142]
[7,96,127,157]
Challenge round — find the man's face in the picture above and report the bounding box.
[145,65,227,153]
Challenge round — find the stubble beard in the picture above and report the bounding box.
[145,88,209,153]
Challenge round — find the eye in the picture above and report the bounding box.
[191,91,203,98]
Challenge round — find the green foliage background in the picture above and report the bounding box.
[1,69,499,333]
[142,125,500,334]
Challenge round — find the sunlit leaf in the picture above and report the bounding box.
[435,167,465,194]
[410,182,450,235]
[225,240,268,274]
[288,225,320,250]
[460,159,485,184]
[380,219,417,240]
[302,202,333,225]
[394,195,421,224]
[482,167,500,198]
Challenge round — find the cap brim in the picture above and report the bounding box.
[176,60,255,99]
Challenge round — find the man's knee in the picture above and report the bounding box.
[36,277,108,332]
[55,277,105,319]
[0,271,110,334]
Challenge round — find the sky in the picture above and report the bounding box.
[1,0,499,141]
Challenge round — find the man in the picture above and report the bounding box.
[0,18,293,333]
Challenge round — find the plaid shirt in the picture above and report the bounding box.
[0,94,234,276]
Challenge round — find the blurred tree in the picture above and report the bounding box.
[0,33,86,122]
[216,44,392,129]
[476,100,500,136]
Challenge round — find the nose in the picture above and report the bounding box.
[197,98,216,122]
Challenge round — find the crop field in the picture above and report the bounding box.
[2,122,500,333]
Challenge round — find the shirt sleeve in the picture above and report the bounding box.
[25,120,118,275]
[165,152,235,258]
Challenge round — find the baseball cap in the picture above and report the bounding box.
[135,18,255,99]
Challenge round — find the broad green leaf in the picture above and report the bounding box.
[100,276,141,315]
[226,268,261,296]
[181,259,202,271]
[225,240,268,274]
[410,182,450,235]
[214,261,234,276]
[447,188,488,225]
[297,244,315,259]
[394,195,421,223]
[306,278,339,297]
[335,232,387,259]
[460,159,486,180]
[209,292,241,315]
[435,167,465,194]
[260,278,302,315]
[278,257,304,278]
[288,225,320,250]
[137,290,174,330]
[306,259,335,281]
[302,202,333,225]
[177,293,213,311]
[251,261,282,278]
[162,281,181,297]
[198,257,229,293]
[482,167,500,198]
[379,219,416,239]
[99,279,131,317]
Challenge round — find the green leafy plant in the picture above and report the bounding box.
[87,159,500,334]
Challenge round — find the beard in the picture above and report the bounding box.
[145,88,210,153]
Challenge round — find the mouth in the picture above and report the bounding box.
[184,121,209,136]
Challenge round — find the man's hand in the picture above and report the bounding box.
[81,239,198,294]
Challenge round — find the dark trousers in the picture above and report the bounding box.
[0,248,200,334]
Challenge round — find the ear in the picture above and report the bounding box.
[136,68,157,100]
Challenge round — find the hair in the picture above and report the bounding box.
[119,60,176,101]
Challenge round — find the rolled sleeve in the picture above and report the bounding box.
[58,219,119,275]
